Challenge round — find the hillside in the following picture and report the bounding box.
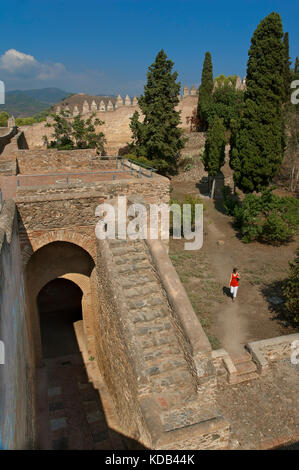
[0,88,70,117]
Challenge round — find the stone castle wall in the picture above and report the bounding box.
[20,93,199,155]
[0,127,18,155]
[0,200,36,449]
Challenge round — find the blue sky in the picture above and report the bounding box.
[0,0,298,95]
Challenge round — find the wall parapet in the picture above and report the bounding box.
[0,198,36,449]
[146,239,211,358]
[246,333,299,373]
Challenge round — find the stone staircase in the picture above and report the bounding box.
[212,348,259,385]
[108,238,217,432]
[229,350,259,385]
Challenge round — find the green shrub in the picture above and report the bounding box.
[233,190,299,244]
[222,186,240,216]
[283,248,299,325]
[170,195,204,233]
[180,155,194,172]
[124,154,168,172]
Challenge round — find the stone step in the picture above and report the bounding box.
[113,253,148,265]
[125,283,161,299]
[135,320,172,337]
[153,386,197,410]
[231,350,252,365]
[115,263,151,274]
[127,295,164,311]
[160,402,217,432]
[229,371,259,385]
[143,343,181,361]
[110,244,144,256]
[150,367,192,390]
[131,307,168,324]
[139,330,178,350]
[145,352,187,375]
[119,273,156,288]
[108,239,128,247]
[235,360,257,376]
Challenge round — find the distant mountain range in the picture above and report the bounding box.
[0,88,71,117]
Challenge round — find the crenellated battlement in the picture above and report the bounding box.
[55,85,201,116]
[55,93,139,116]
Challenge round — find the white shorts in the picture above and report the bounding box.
[230,286,238,298]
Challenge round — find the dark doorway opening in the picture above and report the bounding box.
[38,278,83,359]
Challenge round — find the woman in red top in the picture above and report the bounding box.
[229,267,240,301]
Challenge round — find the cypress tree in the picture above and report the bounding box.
[129,49,184,173]
[230,12,286,193]
[203,116,226,198]
[294,57,299,80]
[283,32,292,103]
[197,52,213,131]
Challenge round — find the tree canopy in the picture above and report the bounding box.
[230,12,286,193]
[44,111,105,152]
[197,52,213,131]
[129,49,184,173]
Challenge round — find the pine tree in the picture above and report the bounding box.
[129,49,184,173]
[283,32,292,103]
[293,57,299,80]
[197,52,213,131]
[230,12,286,193]
[203,116,226,198]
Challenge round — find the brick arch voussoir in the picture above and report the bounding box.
[26,229,96,264]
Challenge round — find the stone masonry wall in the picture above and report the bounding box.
[21,96,198,155]
[247,334,299,373]
[0,200,36,449]
[16,149,98,174]
[15,176,170,233]
[94,238,151,446]
[0,127,18,155]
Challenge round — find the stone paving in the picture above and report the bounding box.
[216,359,299,449]
[39,353,130,450]
[39,353,298,450]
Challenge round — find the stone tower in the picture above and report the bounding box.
[99,100,106,111]
[7,116,15,127]
[73,105,80,117]
[107,100,114,111]
[91,100,97,112]
[124,94,131,106]
[190,85,197,96]
[183,86,189,97]
[115,94,124,108]
[82,100,90,115]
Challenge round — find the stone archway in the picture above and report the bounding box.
[37,278,83,359]
[59,273,95,351]
[24,240,97,367]
[22,229,96,267]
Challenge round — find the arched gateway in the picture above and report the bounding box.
[25,241,96,367]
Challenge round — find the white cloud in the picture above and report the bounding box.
[0,49,65,80]
[0,49,37,73]
[0,48,144,96]
[0,49,37,72]
[37,63,66,80]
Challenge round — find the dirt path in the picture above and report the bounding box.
[206,220,249,354]
[169,180,298,351]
